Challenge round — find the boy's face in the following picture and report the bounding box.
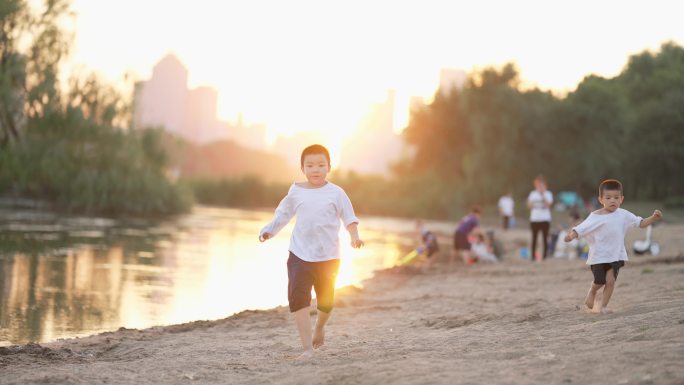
[301,153,330,186]
[598,189,624,212]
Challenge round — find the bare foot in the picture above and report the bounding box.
[312,326,325,349]
[295,349,315,361]
[584,290,596,310]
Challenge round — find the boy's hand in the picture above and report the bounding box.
[652,209,663,221]
[350,238,364,248]
[259,232,272,242]
[564,230,577,242]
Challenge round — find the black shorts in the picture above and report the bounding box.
[590,261,625,285]
[287,252,340,313]
[453,231,471,251]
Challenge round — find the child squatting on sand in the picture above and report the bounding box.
[564,179,662,314]
[259,144,364,360]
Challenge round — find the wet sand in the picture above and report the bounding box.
[1,225,683,385]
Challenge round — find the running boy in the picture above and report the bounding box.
[565,179,662,313]
[259,144,363,359]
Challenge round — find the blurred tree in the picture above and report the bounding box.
[620,42,684,199]
[396,42,684,215]
[0,0,28,145]
[0,0,191,216]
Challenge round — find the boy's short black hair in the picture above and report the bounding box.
[300,144,331,167]
[599,179,623,196]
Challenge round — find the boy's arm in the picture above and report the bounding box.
[338,189,362,247]
[564,214,597,242]
[639,210,663,228]
[347,222,364,248]
[259,189,295,242]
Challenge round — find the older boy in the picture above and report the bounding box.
[452,206,481,267]
[565,179,662,313]
[259,144,363,360]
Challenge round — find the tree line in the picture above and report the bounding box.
[0,0,190,216]
[1,1,681,219]
[383,41,684,219]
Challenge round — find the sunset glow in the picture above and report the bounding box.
[67,0,684,142]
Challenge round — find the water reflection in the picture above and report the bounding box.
[0,206,414,346]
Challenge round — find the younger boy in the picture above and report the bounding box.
[565,179,662,313]
[259,144,363,360]
[416,219,439,270]
[471,233,498,263]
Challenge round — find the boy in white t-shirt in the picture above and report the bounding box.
[259,144,364,360]
[565,179,662,313]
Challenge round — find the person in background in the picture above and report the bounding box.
[416,219,440,270]
[527,175,553,261]
[452,206,481,268]
[471,233,498,263]
[553,211,582,259]
[498,191,515,230]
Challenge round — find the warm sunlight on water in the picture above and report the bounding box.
[0,206,415,346]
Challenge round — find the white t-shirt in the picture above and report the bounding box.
[498,196,514,216]
[260,181,359,262]
[527,190,553,222]
[572,208,643,265]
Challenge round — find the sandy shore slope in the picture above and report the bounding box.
[1,228,683,385]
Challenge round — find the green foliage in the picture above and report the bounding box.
[0,0,191,216]
[331,171,464,219]
[188,176,288,209]
[0,117,192,216]
[199,44,683,220]
[400,42,684,210]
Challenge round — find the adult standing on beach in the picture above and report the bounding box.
[527,175,553,261]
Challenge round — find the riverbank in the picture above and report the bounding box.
[2,224,683,385]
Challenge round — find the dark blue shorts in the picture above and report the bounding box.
[590,261,625,285]
[287,252,340,313]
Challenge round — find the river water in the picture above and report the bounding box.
[0,205,420,346]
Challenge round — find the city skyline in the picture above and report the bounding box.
[67,0,684,142]
[134,54,407,173]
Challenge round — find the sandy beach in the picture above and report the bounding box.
[1,225,683,385]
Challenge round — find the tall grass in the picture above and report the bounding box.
[0,112,192,217]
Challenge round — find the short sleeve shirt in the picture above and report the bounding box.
[527,190,553,222]
[456,214,479,235]
[572,208,643,265]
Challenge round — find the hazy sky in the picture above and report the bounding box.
[68,0,684,137]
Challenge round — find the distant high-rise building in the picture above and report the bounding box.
[133,54,264,148]
[134,54,189,137]
[186,86,218,142]
[340,90,405,175]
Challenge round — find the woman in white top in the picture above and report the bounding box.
[527,175,553,261]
